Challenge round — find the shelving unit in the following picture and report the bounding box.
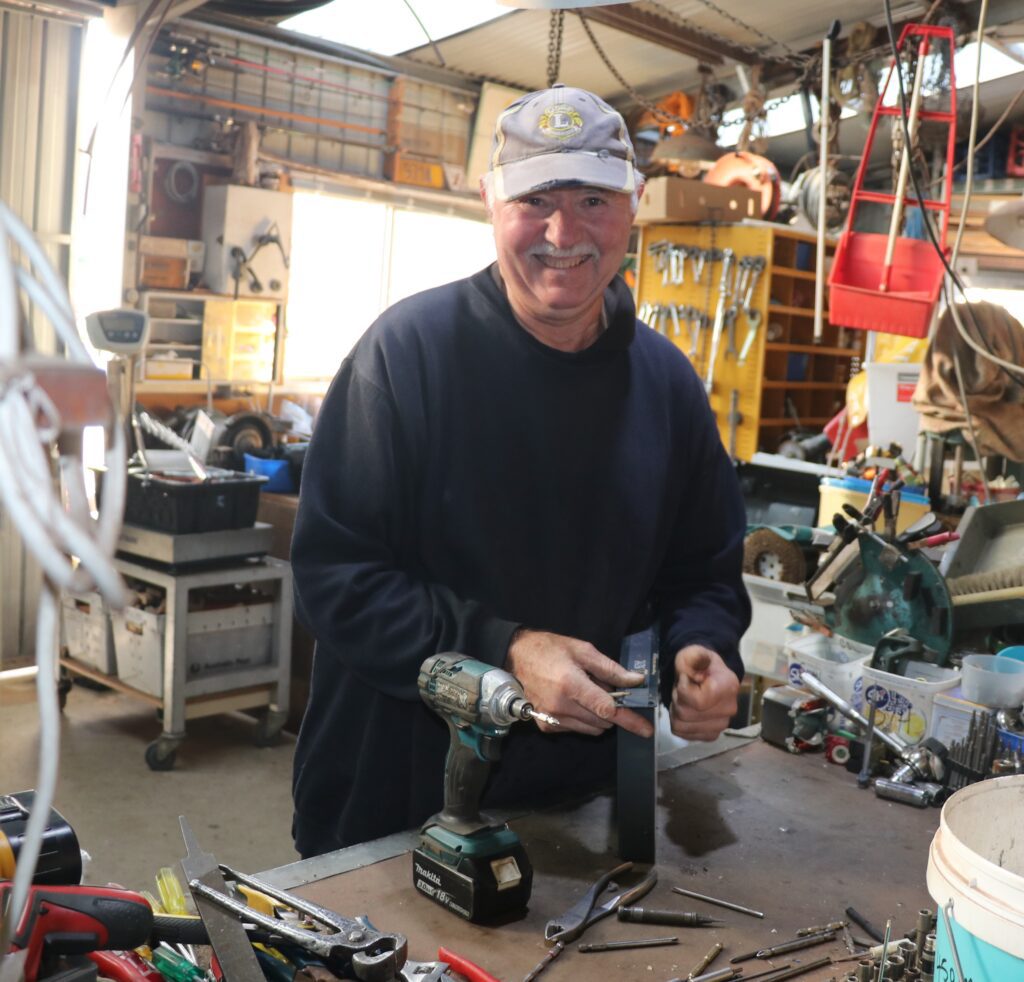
[635,223,865,460]
[138,291,283,390]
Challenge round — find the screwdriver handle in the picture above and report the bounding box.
[1,883,153,980]
[618,907,715,926]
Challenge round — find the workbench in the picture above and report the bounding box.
[261,736,940,982]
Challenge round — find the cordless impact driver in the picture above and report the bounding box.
[413,653,559,923]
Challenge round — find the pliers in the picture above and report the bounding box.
[544,863,658,945]
[401,946,500,982]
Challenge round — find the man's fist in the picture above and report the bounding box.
[669,645,739,741]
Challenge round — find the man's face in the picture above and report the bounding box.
[488,185,635,336]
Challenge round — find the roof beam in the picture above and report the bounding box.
[579,4,787,69]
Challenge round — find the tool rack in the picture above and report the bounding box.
[635,223,865,462]
[59,553,292,771]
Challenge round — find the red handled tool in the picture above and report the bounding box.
[1,882,152,981]
[437,945,501,982]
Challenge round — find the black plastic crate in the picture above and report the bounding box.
[98,468,266,534]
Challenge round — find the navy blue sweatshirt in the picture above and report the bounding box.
[290,265,750,856]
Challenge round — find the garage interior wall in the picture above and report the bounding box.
[0,5,83,667]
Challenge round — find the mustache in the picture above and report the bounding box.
[528,243,599,260]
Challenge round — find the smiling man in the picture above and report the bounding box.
[289,85,751,858]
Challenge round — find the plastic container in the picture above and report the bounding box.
[786,632,873,704]
[243,454,295,494]
[817,477,929,536]
[927,776,1024,979]
[107,467,266,534]
[861,662,960,746]
[928,685,994,746]
[739,574,807,681]
[960,654,1024,709]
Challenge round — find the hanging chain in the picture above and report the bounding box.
[578,11,801,138]
[577,13,691,126]
[644,0,808,68]
[547,9,564,88]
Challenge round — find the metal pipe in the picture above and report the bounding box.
[799,672,906,754]
[880,36,931,291]
[814,20,841,341]
[671,885,764,918]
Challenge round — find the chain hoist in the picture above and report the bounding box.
[547,9,564,88]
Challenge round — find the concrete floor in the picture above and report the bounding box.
[0,674,300,893]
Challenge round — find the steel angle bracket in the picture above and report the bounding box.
[616,627,660,863]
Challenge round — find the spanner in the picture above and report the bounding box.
[738,309,762,365]
[704,249,735,393]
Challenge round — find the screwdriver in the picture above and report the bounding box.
[152,945,206,982]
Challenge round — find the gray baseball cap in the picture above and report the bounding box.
[488,84,639,201]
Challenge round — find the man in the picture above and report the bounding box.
[290,85,750,859]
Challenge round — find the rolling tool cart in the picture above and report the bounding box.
[60,519,293,771]
[59,310,292,770]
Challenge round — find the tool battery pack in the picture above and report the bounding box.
[413,823,532,923]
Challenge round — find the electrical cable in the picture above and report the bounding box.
[0,198,126,953]
[882,0,1024,385]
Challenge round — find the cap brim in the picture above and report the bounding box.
[492,150,635,202]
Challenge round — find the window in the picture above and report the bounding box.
[284,190,495,380]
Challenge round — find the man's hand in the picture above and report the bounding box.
[505,629,654,739]
[670,645,739,741]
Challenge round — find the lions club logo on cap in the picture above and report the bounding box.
[538,104,583,141]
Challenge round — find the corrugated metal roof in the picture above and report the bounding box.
[399,0,931,109]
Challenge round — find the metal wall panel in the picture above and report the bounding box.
[0,7,83,668]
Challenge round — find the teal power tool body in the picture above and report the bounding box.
[414,653,558,923]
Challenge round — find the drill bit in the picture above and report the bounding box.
[523,941,564,981]
[521,705,560,726]
[578,936,678,952]
[687,941,724,978]
[672,886,764,918]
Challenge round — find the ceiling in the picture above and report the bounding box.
[395,0,1024,114]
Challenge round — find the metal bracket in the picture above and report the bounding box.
[616,627,660,863]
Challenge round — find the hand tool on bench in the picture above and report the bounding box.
[544,863,657,945]
[414,653,558,923]
[179,819,408,981]
[0,882,152,982]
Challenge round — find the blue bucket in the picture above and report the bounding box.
[927,775,1024,981]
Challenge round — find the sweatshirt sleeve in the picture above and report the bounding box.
[653,392,751,702]
[291,355,521,702]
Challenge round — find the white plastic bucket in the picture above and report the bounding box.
[926,775,1024,981]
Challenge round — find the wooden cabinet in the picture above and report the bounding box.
[635,223,864,461]
[137,291,282,391]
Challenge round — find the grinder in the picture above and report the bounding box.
[414,653,558,923]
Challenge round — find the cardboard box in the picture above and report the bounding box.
[866,362,922,454]
[634,176,760,225]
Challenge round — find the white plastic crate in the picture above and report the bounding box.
[785,631,873,704]
[112,602,274,698]
[862,662,961,746]
[740,574,808,681]
[60,590,116,674]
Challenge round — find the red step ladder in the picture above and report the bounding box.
[829,24,956,338]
